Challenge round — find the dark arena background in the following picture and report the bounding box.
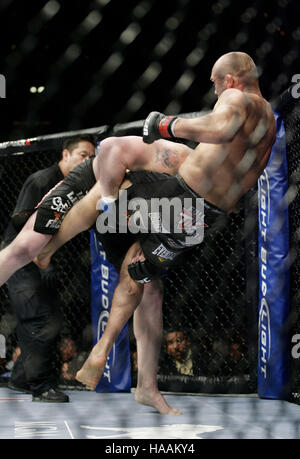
[0,0,300,441]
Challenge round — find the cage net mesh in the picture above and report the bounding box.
[154,209,251,392]
[0,135,253,393]
[0,0,299,439]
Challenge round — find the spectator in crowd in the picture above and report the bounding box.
[3,135,96,402]
[162,328,199,377]
[60,336,78,363]
[59,336,89,382]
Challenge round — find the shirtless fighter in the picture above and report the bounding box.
[0,51,275,402]
[70,51,276,390]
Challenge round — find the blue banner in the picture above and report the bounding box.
[89,229,131,392]
[257,112,290,399]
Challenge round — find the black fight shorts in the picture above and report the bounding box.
[34,157,96,235]
[121,171,227,268]
[95,231,137,274]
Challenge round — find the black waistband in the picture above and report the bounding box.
[175,174,202,198]
[175,174,225,215]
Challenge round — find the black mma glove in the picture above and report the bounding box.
[143,111,179,144]
[128,259,164,284]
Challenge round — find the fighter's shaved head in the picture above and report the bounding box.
[212,52,259,85]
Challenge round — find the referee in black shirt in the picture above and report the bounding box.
[3,135,95,402]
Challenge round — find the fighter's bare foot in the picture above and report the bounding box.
[134,388,182,415]
[76,352,107,390]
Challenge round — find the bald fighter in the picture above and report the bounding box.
[72,51,275,389]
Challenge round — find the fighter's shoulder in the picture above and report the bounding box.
[219,88,249,106]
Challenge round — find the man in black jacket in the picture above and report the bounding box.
[3,135,95,402]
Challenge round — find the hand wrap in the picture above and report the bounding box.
[99,196,116,213]
[143,111,179,144]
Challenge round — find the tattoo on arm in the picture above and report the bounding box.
[155,147,179,169]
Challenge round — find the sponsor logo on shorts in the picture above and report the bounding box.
[45,217,62,229]
[96,190,205,246]
[51,196,71,213]
[53,211,61,220]
[151,243,176,262]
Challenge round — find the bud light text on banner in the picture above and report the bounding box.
[257,111,290,400]
[89,229,131,392]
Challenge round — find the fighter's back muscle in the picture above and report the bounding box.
[178,93,275,210]
[221,95,275,169]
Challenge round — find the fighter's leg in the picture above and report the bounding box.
[35,177,134,269]
[92,135,191,201]
[76,241,144,389]
[0,212,51,287]
[34,182,101,269]
[92,136,156,200]
[133,281,181,415]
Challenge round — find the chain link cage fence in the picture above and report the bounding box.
[0,122,255,394]
[0,0,300,440]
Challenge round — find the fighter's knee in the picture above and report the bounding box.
[9,238,39,263]
[119,274,143,301]
[127,277,143,296]
[101,136,126,156]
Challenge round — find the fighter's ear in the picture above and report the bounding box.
[62,149,70,161]
[224,74,235,88]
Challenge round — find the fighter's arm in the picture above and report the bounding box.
[34,182,100,268]
[143,89,249,144]
[175,90,248,143]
